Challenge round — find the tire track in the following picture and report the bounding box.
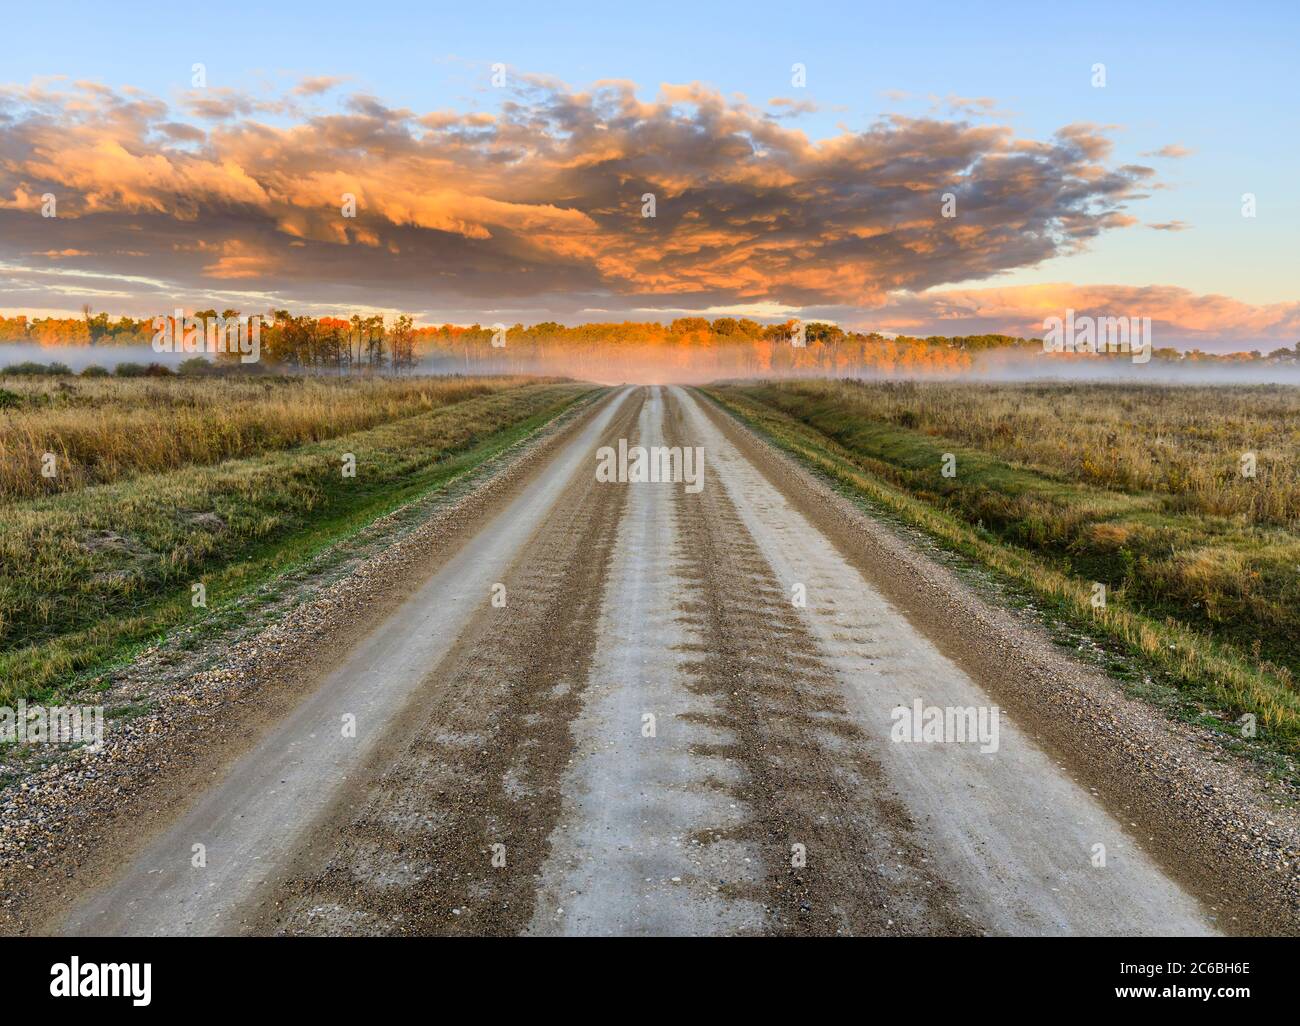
[659,388,970,935]
[674,385,1215,936]
[249,390,645,935]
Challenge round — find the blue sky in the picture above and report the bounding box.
[1,0,1296,342]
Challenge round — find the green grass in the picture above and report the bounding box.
[720,381,1300,675]
[0,381,595,704]
[703,383,1300,769]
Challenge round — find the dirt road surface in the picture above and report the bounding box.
[38,385,1287,936]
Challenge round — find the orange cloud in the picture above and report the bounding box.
[0,77,1159,316]
[202,240,278,279]
[863,283,1300,346]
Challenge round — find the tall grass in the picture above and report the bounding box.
[0,378,590,702]
[754,380,1300,528]
[0,375,540,501]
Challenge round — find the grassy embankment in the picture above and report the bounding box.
[0,374,594,704]
[704,379,1300,766]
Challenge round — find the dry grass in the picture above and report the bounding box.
[0,376,589,703]
[0,375,532,501]
[759,379,1300,528]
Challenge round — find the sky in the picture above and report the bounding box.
[0,0,1297,349]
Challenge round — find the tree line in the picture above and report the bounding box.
[1,309,1296,377]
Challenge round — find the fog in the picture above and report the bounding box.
[0,343,198,372]
[412,342,1300,387]
[4,341,1299,387]
[955,347,1300,386]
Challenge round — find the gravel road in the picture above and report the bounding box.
[18,385,1300,936]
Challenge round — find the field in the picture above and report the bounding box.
[0,373,592,704]
[0,374,524,499]
[705,379,1300,760]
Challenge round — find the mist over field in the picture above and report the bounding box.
[412,343,1300,386]
[0,343,196,372]
[952,348,1300,385]
[6,339,1300,386]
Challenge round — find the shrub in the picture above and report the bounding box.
[3,362,41,376]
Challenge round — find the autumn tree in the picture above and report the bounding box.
[390,314,417,374]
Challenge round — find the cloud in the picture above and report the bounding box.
[293,75,348,97]
[767,97,820,117]
[201,239,279,279]
[1147,219,1191,231]
[1141,144,1194,159]
[936,94,1003,117]
[0,77,1160,318]
[859,283,1300,348]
